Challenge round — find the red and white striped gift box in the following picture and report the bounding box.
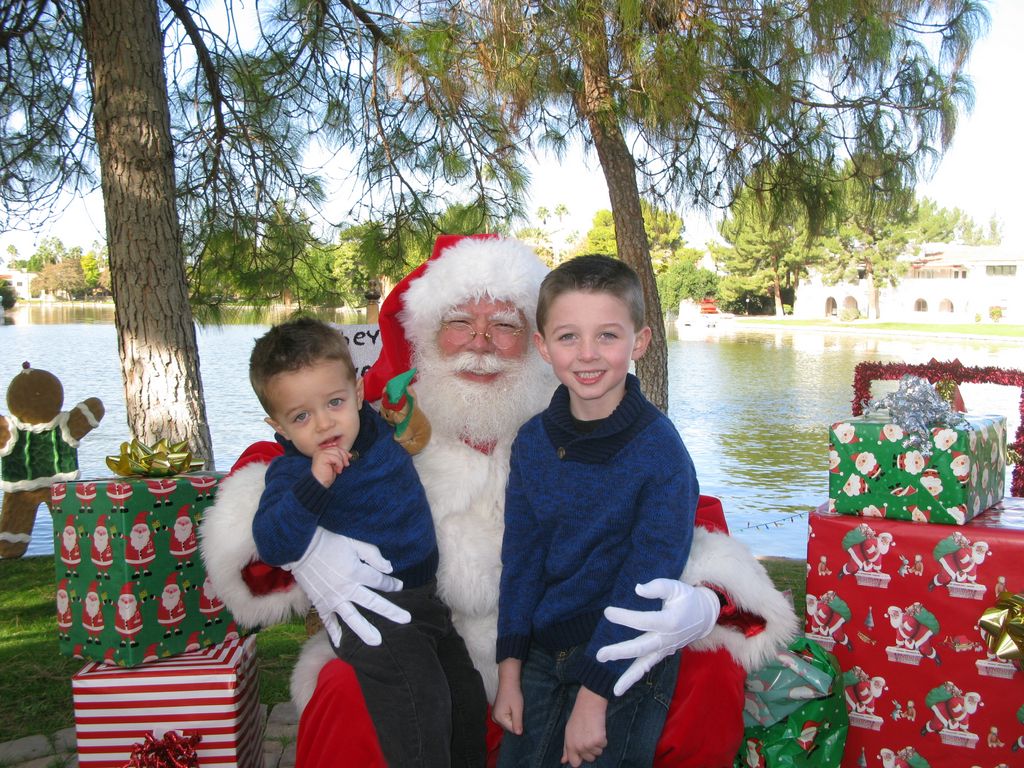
[72,636,262,767]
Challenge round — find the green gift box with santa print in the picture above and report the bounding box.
[49,471,247,667]
[828,413,1006,525]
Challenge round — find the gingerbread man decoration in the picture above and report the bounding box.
[0,362,104,558]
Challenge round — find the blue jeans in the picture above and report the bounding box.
[497,644,679,767]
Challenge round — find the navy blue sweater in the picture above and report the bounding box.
[252,403,438,588]
[496,375,698,699]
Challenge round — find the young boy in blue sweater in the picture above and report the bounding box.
[493,256,699,767]
[249,317,486,767]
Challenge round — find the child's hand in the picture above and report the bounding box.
[492,683,524,735]
[562,687,607,767]
[492,659,524,735]
[311,446,352,487]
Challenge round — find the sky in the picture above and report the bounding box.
[2,0,1021,262]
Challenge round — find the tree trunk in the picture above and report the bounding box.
[773,264,785,317]
[82,0,214,465]
[865,260,880,320]
[574,4,668,411]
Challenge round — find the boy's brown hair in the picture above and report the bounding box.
[536,254,646,334]
[249,317,356,413]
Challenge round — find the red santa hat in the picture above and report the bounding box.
[120,582,134,597]
[175,504,191,523]
[65,514,75,529]
[58,578,68,592]
[165,573,178,588]
[95,514,107,529]
[87,580,98,594]
[134,511,148,527]
[361,234,550,402]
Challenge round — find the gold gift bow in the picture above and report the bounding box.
[978,591,1024,662]
[105,438,205,477]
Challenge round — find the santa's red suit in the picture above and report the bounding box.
[200,236,797,767]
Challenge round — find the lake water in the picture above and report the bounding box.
[2,304,1021,560]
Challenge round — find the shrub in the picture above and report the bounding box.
[0,280,16,311]
[839,306,860,322]
[989,306,1003,323]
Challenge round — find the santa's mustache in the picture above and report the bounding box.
[447,351,509,376]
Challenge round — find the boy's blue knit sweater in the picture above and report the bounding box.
[496,374,698,700]
[252,403,438,588]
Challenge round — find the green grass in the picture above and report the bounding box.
[734,316,1024,338]
[0,555,306,743]
[0,554,806,743]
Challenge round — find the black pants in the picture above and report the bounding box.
[337,581,487,768]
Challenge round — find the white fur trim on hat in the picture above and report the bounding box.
[198,462,310,629]
[400,237,549,352]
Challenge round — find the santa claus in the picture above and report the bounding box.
[200,235,797,767]
[158,573,187,637]
[199,575,225,625]
[90,514,113,579]
[56,578,73,640]
[59,514,81,576]
[81,580,104,643]
[125,510,156,577]
[168,504,198,569]
[115,582,143,647]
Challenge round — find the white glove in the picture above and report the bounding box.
[283,528,411,647]
[596,579,720,697]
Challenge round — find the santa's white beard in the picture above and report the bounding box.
[93,531,108,550]
[63,530,75,551]
[131,530,149,551]
[85,597,100,617]
[119,599,136,621]
[411,345,555,446]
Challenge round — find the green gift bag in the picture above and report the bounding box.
[734,638,849,768]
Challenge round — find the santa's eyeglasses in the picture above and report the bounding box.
[440,320,524,350]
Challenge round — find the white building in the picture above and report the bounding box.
[0,269,37,300]
[793,244,1023,323]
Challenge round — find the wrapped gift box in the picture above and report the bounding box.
[50,471,246,666]
[829,413,1006,524]
[72,636,262,767]
[804,498,1024,767]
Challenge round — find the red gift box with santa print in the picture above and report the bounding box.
[72,635,262,767]
[804,497,1024,767]
[50,472,247,667]
[828,413,1006,525]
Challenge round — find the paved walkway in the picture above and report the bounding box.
[0,702,298,768]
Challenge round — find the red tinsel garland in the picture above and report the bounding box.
[851,359,1024,497]
[122,730,201,768]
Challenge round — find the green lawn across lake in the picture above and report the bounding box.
[734,317,1024,338]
